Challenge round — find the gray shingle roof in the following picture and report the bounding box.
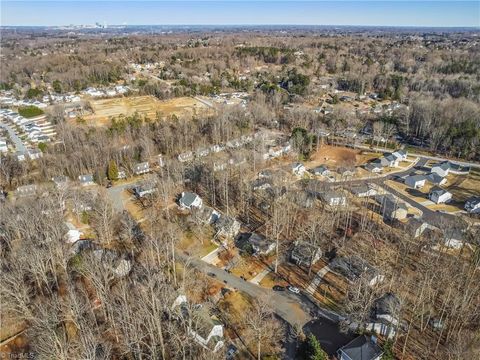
[339,335,383,360]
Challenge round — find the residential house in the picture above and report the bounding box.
[16,184,37,198]
[337,335,383,360]
[291,162,306,176]
[464,196,480,214]
[320,191,347,207]
[78,174,94,186]
[117,170,127,179]
[375,194,408,221]
[290,241,322,267]
[172,295,225,353]
[132,183,157,198]
[404,174,426,189]
[194,206,220,225]
[214,216,241,241]
[443,228,466,249]
[16,151,26,161]
[384,154,399,167]
[429,187,452,204]
[196,147,210,157]
[242,233,275,255]
[0,139,7,153]
[252,178,272,191]
[28,148,43,160]
[432,161,470,177]
[330,256,384,286]
[350,183,377,197]
[366,293,401,339]
[404,218,431,238]
[310,165,330,176]
[258,169,273,178]
[364,162,383,173]
[288,190,316,208]
[133,162,150,175]
[52,175,69,188]
[337,167,355,178]
[93,249,132,277]
[65,222,82,243]
[178,192,203,210]
[178,151,194,162]
[426,172,447,186]
[391,149,407,161]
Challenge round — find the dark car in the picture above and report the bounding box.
[207,272,216,277]
[106,182,113,188]
[273,285,286,291]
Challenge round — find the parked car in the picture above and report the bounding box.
[226,344,238,359]
[207,272,216,277]
[287,285,300,294]
[273,285,285,292]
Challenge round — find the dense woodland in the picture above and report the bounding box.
[1,28,479,359]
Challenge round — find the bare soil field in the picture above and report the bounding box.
[83,96,212,126]
[306,145,380,169]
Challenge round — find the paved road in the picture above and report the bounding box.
[183,255,316,327]
[0,123,27,154]
[193,96,215,109]
[106,182,135,211]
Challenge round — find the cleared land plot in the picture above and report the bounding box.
[84,96,212,126]
[446,170,480,203]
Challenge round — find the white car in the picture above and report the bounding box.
[287,286,300,294]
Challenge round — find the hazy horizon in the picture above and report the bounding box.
[2,1,479,27]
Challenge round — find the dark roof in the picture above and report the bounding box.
[339,335,383,360]
[375,194,408,212]
[180,192,199,207]
[330,256,377,282]
[350,183,374,195]
[375,293,401,317]
[429,186,448,196]
[426,172,445,184]
[405,174,426,183]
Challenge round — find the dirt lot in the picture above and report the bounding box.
[83,96,212,126]
[306,145,381,170]
[447,170,480,203]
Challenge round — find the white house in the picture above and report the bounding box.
[431,162,451,177]
[350,184,377,197]
[133,162,150,175]
[0,139,7,153]
[310,165,330,176]
[16,184,37,197]
[366,293,401,339]
[178,192,203,210]
[320,191,347,207]
[426,172,447,186]
[290,241,322,267]
[247,233,275,255]
[392,149,407,161]
[65,222,82,243]
[429,187,452,204]
[178,151,194,162]
[364,162,383,173]
[464,196,480,214]
[291,162,306,176]
[78,174,94,186]
[404,174,426,189]
[172,295,225,353]
[384,154,399,167]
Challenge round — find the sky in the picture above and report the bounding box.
[1,1,479,27]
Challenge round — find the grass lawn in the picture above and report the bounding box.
[230,257,268,280]
[18,105,44,118]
